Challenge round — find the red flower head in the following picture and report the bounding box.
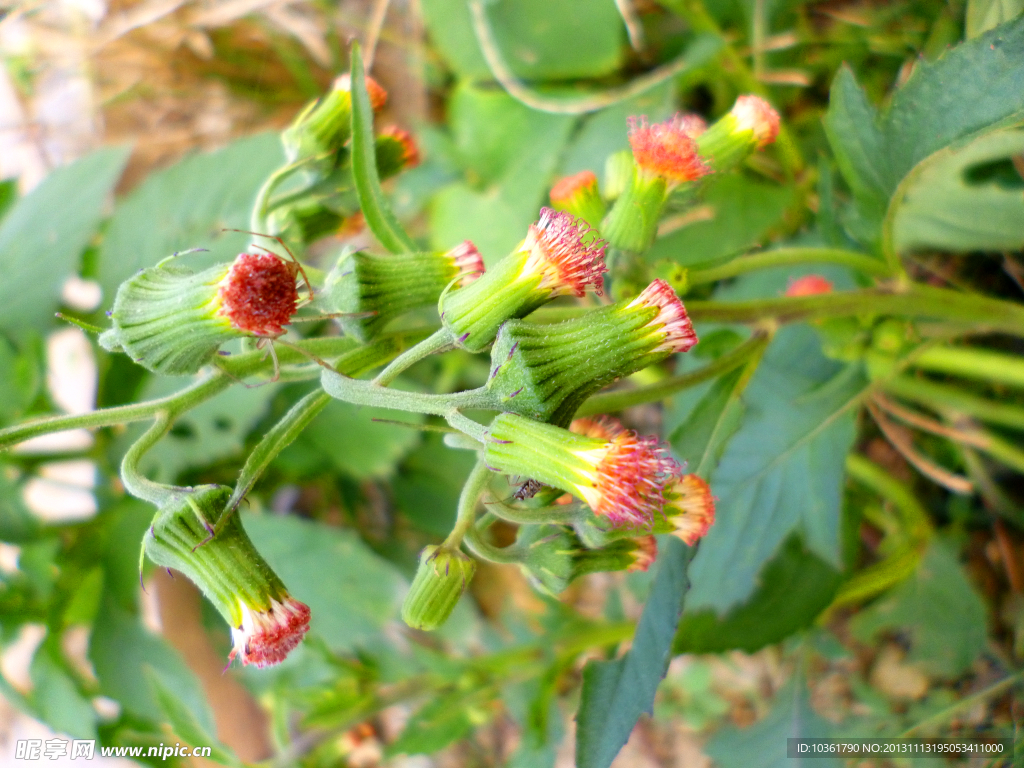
[785,275,833,297]
[666,474,716,545]
[445,240,485,286]
[229,595,311,669]
[626,279,698,353]
[217,252,301,337]
[628,116,712,186]
[335,73,388,111]
[521,207,607,297]
[730,95,780,148]
[550,171,599,207]
[628,535,659,572]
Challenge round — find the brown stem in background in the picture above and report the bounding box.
[994,520,1024,594]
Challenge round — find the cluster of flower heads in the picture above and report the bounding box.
[230,596,312,669]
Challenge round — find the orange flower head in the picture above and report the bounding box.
[673,113,708,139]
[666,474,716,545]
[785,275,833,297]
[550,171,599,207]
[335,73,388,111]
[628,536,659,572]
[379,125,420,168]
[731,95,780,148]
[626,279,698,353]
[218,252,300,337]
[628,116,711,185]
[570,415,626,442]
[521,207,607,297]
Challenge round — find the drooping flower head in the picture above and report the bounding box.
[486,413,683,529]
[488,280,697,425]
[627,535,658,572]
[334,72,389,111]
[785,274,833,297]
[628,116,712,186]
[520,208,607,298]
[218,252,301,337]
[375,126,420,178]
[230,596,311,668]
[730,95,780,148]
[665,474,716,545]
[625,279,699,353]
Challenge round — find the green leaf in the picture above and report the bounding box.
[97,133,283,306]
[966,0,1024,38]
[386,693,482,757]
[90,590,213,726]
[0,146,129,331]
[144,668,240,766]
[675,536,843,654]
[420,0,623,81]
[0,469,40,543]
[349,44,417,254]
[704,678,838,768]
[131,380,278,483]
[576,537,692,768]
[685,326,865,613]
[670,365,748,478]
[0,178,17,222]
[0,335,41,426]
[851,540,987,677]
[243,512,405,652]
[647,176,796,268]
[392,433,476,536]
[890,129,1024,253]
[30,648,98,739]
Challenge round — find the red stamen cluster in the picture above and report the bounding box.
[731,95,780,148]
[570,415,625,442]
[335,73,388,111]
[446,240,485,286]
[628,116,711,185]
[667,474,716,545]
[628,535,658,572]
[785,274,833,297]
[630,279,698,353]
[229,597,311,669]
[379,126,420,168]
[589,430,682,528]
[550,170,599,206]
[523,207,607,297]
[218,252,300,337]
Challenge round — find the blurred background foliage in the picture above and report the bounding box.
[1,0,1023,766]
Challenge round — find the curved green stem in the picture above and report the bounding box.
[845,453,932,541]
[883,376,1024,431]
[687,247,893,285]
[443,460,492,551]
[464,522,527,565]
[250,157,316,232]
[900,669,1024,737]
[373,328,454,386]
[911,346,1024,390]
[483,493,585,526]
[576,331,769,415]
[120,412,177,506]
[321,369,497,416]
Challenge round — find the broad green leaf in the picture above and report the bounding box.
[30,648,98,739]
[130,380,278,483]
[648,175,796,267]
[349,44,417,254]
[392,433,476,536]
[0,470,40,543]
[145,668,240,766]
[675,536,843,654]
[967,0,1024,38]
[576,537,692,768]
[704,679,838,768]
[421,0,623,81]
[90,590,213,726]
[890,129,1024,253]
[243,512,405,652]
[97,133,283,305]
[851,540,987,677]
[670,366,748,478]
[0,335,41,426]
[685,326,865,613]
[0,146,129,331]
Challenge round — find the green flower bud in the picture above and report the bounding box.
[695,95,780,173]
[281,73,388,163]
[549,171,607,229]
[144,486,310,668]
[487,279,697,425]
[322,242,484,342]
[401,545,476,631]
[100,251,302,375]
[603,150,633,201]
[441,208,607,352]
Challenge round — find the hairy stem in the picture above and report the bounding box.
[373,328,454,386]
[686,247,894,285]
[443,460,492,551]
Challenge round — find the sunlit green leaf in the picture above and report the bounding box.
[966,0,1024,38]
